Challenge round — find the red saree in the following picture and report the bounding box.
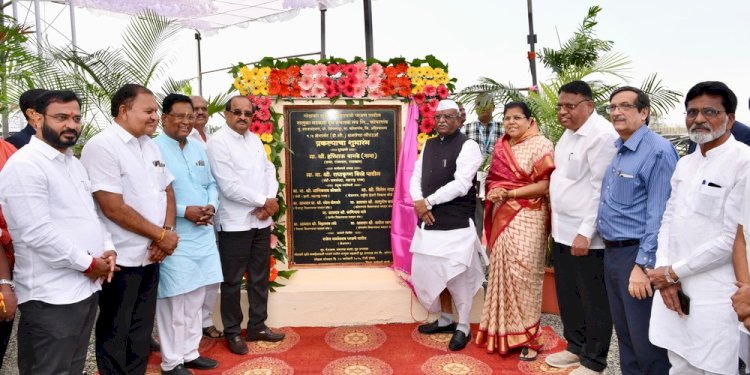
[475,124,555,355]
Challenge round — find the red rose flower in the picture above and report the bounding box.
[384,66,397,78]
[419,120,435,134]
[343,64,358,76]
[423,85,437,97]
[255,107,271,121]
[268,82,282,96]
[327,64,341,75]
[437,84,449,99]
[342,84,356,97]
[250,121,263,134]
[254,96,271,109]
[326,85,341,98]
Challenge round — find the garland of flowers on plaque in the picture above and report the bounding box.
[230,56,455,289]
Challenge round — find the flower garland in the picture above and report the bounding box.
[232,56,454,153]
[230,56,455,288]
[245,94,296,291]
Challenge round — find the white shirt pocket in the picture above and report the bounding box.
[694,184,724,218]
[566,157,582,180]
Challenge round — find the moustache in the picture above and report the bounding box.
[689,124,711,133]
[61,130,80,137]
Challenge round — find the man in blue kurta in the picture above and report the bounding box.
[154,94,223,375]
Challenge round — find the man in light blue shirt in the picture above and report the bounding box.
[154,94,223,375]
[597,86,676,375]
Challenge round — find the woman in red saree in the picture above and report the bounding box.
[474,101,554,361]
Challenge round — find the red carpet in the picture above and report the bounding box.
[145,323,576,374]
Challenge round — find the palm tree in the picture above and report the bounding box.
[49,10,189,144]
[0,14,71,138]
[456,6,682,144]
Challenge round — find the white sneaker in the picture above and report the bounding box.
[570,365,604,375]
[544,350,580,368]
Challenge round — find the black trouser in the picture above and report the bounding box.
[17,292,98,375]
[0,319,12,370]
[552,241,613,372]
[219,228,271,338]
[96,263,159,375]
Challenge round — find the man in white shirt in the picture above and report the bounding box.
[546,81,617,375]
[410,99,485,351]
[649,81,750,374]
[0,90,117,374]
[189,95,212,146]
[206,96,283,355]
[81,84,179,374]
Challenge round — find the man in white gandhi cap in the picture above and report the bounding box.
[409,99,487,351]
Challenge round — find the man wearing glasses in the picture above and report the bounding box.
[0,90,118,374]
[154,94,223,374]
[206,96,284,355]
[546,81,617,375]
[649,82,748,374]
[410,99,486,351]
[597,87,676,375]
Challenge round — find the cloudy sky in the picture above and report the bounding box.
[14,0,750,127]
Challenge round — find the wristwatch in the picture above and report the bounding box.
[636,263,651,273]
[0,279,15,291]
[424,197,433,211]
[163,226,176,232]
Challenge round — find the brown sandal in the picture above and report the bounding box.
[202,325,224,338]
[519,347,538,362]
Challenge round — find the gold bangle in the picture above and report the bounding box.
[512,190,517,199]
[156,228,166,243]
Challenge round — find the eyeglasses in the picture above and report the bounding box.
[433,114,460,121]
[167,113,195,122]
[685,108,726,119]
[44,113,82,124]
[229,109,254,118]
[605,103,639,113]
[555,99,589,112]
[503,115,527,122]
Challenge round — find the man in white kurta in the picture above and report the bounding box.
[409,99,486,351]
[649,81,750,374]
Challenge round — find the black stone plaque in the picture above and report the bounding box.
[285,105,399,266]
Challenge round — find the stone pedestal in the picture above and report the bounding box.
[212,267,485,328]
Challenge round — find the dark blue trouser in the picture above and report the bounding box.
[604,244,670,375]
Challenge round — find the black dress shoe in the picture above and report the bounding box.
[150,336,161,352]
[246,327,285,342]
[227,335,249,355]
[448,330,471,351]
[185,356,218,370]
[418,320,457,334]
[162,364,193,375]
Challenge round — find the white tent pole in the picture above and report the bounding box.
[12,0,19,20]
[69,1,78,50]
[33,0,43,56]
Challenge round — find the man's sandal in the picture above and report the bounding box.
[519,347,538,362]
[202,325,224,339]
